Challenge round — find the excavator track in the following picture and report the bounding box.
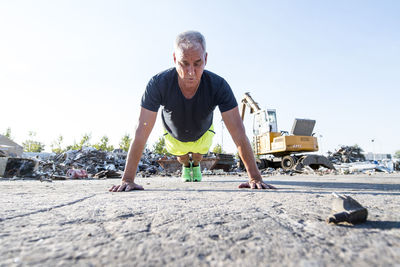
[294,155,335,171]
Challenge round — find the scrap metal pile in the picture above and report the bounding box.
[0,157,38,178]
[35,147,123,179]
[1,144,397,179]
[1,146,238,180]
[33,147,164,179]
[0,147,166,180]
[327,145,366,164]
[327,145,395,174]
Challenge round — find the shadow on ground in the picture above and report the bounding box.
[262,180,400,191]
[337,221,400,230]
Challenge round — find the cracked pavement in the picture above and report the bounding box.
[1,174,400,266]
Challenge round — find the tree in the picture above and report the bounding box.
[79,133,91,148]
[51,135,65,154]
[212,143,225,154]
[66,133,92,151]
[22,131,45,152]
[394,150,400,159]
[119,134,132,152]
[93,135,114,152]
[152,136,170,155]
[3,128,13,140]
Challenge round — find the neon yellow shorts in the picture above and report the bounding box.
[164,125,215,156]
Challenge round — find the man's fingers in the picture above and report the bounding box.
[238,181,277,190]
[238,182,251,188]
[109,182,145,192]
[262,183,276,189]
[125,184,132,192]
[113,185,121,192]
[134,184,144,190]
[268,184,277,189]
[261,183,269,189]
[112,185,120,192]
[117,184,126,192]
[126,183,144,191]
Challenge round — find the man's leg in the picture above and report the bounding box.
[191,153,203,166]
[192,153,203,182]
[177,153,191,167]
[177,153,192,182]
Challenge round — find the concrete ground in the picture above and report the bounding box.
[1,173,400,267]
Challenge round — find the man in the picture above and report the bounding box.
[110,31,276,192]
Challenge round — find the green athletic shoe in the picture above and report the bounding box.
[181,164,192,182]
[192,164,202,182]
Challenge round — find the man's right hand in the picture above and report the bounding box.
[109,180,144,192]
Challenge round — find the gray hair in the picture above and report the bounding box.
[174,31,206,54]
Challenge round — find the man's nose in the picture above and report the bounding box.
[187,65,194,76]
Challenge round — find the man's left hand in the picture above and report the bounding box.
[238,179,276,189]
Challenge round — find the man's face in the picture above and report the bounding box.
[174,46,207,90]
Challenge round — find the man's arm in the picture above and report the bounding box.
[221,107,276,189]
[109,107,157,192]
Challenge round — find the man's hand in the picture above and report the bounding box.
[221,108,276,190]
[238,178,276,190]
[109,180,144,192]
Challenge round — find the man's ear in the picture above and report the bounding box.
[205,52,208,65]
[173,52,176,64]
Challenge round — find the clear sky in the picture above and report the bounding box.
[1,0,399,155]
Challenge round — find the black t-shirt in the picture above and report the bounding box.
[141,68,238,142]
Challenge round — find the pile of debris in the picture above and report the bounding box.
[0,147,166,180]
[33,147,165,179]
[2,143,397,179]
[136,149,165,178]
[327,145,366,164]
[325,145,396,174]
[1,146,239,180]
[31,147,120,179]
[0,157,38,178]
[334,161,395,175]
[258,166,336,177]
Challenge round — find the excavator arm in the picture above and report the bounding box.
[240,92,262,121]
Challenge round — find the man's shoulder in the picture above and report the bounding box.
[152,68,176,82]
[146,68,176,93]
[203,69,225,81]
[142,69,176,111]
[202,69,229,91]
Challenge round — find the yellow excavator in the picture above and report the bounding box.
[240,92,334,170]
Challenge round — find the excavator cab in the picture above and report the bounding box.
[267,110,278,132]
[253,109,277,135]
